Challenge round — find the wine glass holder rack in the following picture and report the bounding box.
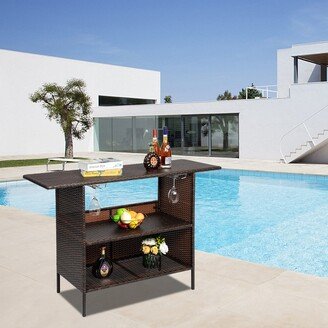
[24,159,220,317]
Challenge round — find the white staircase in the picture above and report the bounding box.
[280,104,328,163]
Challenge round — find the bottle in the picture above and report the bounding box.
[143,143,160,170]
[160,126,172,168]
[92,246,113,279]
[152,129,160,155]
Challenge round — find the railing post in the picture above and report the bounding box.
[303,123,315,146]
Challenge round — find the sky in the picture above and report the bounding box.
[1,0,328,102]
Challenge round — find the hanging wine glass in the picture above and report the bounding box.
[168,176,179,204]
[89,185,101,216]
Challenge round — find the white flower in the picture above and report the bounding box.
[142,238,156,246]
[159,242,169,255]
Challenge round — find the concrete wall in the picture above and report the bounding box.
[301,142,328,163]
[0,49,160,156]
[277,42,328,98]
[94,82,328,161]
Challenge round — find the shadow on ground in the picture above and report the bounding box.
[60,275,189,316]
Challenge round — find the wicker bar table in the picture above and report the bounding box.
[24,159,220,317]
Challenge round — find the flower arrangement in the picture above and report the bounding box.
[141,236,168,269]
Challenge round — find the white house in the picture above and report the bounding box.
[94,41,328,163]
[1,42,328,163]
[0,49,160,156]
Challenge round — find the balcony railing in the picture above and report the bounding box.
[246,85,277,99]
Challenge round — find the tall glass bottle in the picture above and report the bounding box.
[160,126,172,168]
[92,246,113,279]
[152,129,160,155]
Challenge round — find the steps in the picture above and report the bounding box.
[280,105,328,163]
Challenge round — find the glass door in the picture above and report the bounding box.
[182,115,209,155]
[211,114,239,157]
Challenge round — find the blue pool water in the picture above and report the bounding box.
[1,169,327,277]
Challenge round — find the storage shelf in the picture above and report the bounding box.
[86,255,190,292]
[86,212,192,245]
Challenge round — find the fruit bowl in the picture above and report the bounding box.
[112,208,145,229]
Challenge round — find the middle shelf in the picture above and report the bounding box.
[86,212,192,245]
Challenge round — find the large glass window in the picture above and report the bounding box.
[157,116,182,154]
[134,116,157,152]
[99,95,156,106]
[95,118,112,151]
[183,115,209,155]
[211,114,239,157]
[112,117,133,151]
[95,114,239,158]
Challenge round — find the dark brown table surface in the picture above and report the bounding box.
[23,159,221,190]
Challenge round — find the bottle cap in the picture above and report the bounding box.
[152,129,158,137]
[163,126,168,135]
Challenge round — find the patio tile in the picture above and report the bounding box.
[262,270,328,303]
[220,284,328,327]
[197,252,284,285]
[176,309,272,328]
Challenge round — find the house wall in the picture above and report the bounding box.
[301,142,328,163]
[277,42,328,98]
[0,49,160,156]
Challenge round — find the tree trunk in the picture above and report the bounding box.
[65,132,73,158]
[223,132,229,151]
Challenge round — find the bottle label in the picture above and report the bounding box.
[150,155,159,167]
[100,263,109,277]
[165,157,172,165]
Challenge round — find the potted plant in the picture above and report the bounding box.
[141,236,169,270]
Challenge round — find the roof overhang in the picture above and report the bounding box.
[297,53,328,66]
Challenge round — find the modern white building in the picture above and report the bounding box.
[0,49,160,156]
[1,42,328,163]
[94,41,328,163]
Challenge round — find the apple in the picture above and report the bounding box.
[117,221,129,229]
[112,214,120,223]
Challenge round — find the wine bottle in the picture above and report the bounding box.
[92,246,113,279]
[160,126,172,168]
[152,129,160,155]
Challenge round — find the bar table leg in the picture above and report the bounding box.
[82,292,86,317]
[57,273,60,293]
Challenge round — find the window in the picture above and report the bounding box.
[99,95,156,106]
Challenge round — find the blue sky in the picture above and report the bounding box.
[1,0,328,102]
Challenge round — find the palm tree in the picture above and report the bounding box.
[30,79,92,158]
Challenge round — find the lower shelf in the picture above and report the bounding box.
[86,255,191,292]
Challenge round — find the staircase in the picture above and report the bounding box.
[280,104,328,163]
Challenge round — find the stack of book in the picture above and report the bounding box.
[78,158,123,177]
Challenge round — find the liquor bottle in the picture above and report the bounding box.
[143,143,160,170]
[92,246,113,279]
[152,129,160,155]
[160,126,172,168]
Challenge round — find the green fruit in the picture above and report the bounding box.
[116,208,127,216]
[112,214,120,223]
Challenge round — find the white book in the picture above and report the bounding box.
[78,158,123,171]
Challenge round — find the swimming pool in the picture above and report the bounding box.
[1,169,327,277]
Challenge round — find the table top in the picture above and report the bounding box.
[23,159,220,190]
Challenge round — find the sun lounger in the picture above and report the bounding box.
[46,157,82,171]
